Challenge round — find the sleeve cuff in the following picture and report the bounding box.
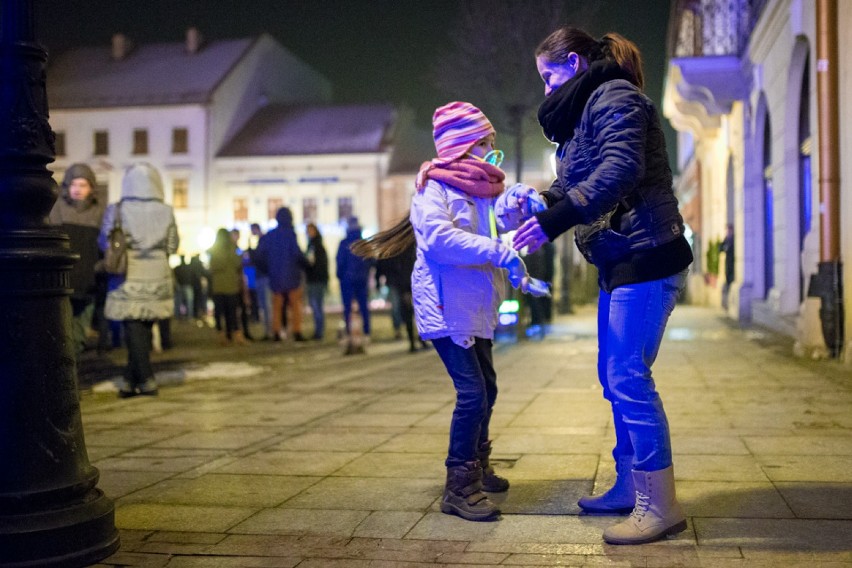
[535,196,584,241]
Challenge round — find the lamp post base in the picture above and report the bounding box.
[0,489,119,568]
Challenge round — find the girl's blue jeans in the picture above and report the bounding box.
[432,336,497,467]
[597,270,687,472]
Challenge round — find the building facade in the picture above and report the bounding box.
[46,31,403,257]
[664,0,851,358]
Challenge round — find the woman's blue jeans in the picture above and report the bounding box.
[597,270,687,472]
[432,337,497,467]
[306,282,326,338]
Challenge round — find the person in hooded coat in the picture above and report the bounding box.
[49,163,105,355]
[100,163,178,397]
[336,217,374,337]
[254,207,308,341]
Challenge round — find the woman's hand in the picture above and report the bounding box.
[513,216,548,253]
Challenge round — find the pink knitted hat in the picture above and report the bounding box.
[431,101,495,163]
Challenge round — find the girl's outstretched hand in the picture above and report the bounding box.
[513,217,548,253]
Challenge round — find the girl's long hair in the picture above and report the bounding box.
[350,213,415,259]
[536,26,644,91]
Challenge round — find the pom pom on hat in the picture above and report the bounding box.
[431,101,494,163]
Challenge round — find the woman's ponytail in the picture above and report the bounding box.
[599,33,644,91]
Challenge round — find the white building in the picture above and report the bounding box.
[664,0,851,358]
[46,30,405,257]
[214,103,397,255]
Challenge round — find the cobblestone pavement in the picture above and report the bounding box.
[79,305,852,567]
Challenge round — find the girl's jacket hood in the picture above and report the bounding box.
[121,163,165,201]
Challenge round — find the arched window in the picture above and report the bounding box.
[798,56,812,301]
[763,114,774,298]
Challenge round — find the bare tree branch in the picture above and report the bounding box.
[431,0,598,180]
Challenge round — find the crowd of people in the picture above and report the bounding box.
[50,22,696,547]
[51,161,429,369]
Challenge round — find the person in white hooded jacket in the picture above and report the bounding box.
[99,163,178,397]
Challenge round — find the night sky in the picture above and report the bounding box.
[35,0,674,154]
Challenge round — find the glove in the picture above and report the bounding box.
[494,183,546,232]
[522,277,551,297]
[502,250,527,289]
[525,192,547,215]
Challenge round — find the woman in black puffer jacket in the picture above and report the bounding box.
[513,26,693,546]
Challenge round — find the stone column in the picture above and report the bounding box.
[0,0,120,565]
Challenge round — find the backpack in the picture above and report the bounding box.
[103,202,128,275]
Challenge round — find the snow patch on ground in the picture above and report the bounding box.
[183,361,268,380]
[91,361,269,392]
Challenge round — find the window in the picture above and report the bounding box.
[94,130,109,156]
[302,197,318,224]
[132,129,148,155]
[233,198,248,222]
[172,178,189,209]
[172,127,188,154]
[267,198,283,222]
[337,196,353,223]
[54,131,66,157]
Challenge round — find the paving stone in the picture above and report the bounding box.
[492,433,604,455]
[373,432,451,453]
[506,454,600,481]
[96,551,171,567]
[120,473,321,507]
[352,511,426,539]
[492,480,588,515]
[215,450,362,476]
[88,445,132,461]
[147,411,320,428]
[673,455,770,482]
[164,556,301,567]
[406,512,615,544]
[693,518,852,550]
[359,400,449,414]
[756,455,852,482]
[275,430,396,452]
[289,560,370,568]
[151,428,279,450]
[320,412,429,428]
[670,435,751,455]
[334,452,445,479]
[774,482,852,519]
[116,503,257,532]
[229,508,369,536]
[94,454,222,473]
[284,476,439,510]
[677,481,794,518]
[98,470,178,500]
[147,531,227,544]
[86,428,186,448]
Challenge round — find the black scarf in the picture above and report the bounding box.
[537,59,635,146]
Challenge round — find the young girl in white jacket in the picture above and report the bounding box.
[355,102,547,521]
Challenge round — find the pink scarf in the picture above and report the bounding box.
[416,158,505,198]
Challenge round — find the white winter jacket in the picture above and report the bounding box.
[411,179,519,341]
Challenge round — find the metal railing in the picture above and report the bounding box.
[667,0,770,58]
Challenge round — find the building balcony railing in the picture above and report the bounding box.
[663,0,768,135]
[667,0,769,59]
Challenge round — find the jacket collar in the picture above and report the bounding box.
[537,59,634,146]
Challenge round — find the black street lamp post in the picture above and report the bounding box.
[0,0,119,565]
